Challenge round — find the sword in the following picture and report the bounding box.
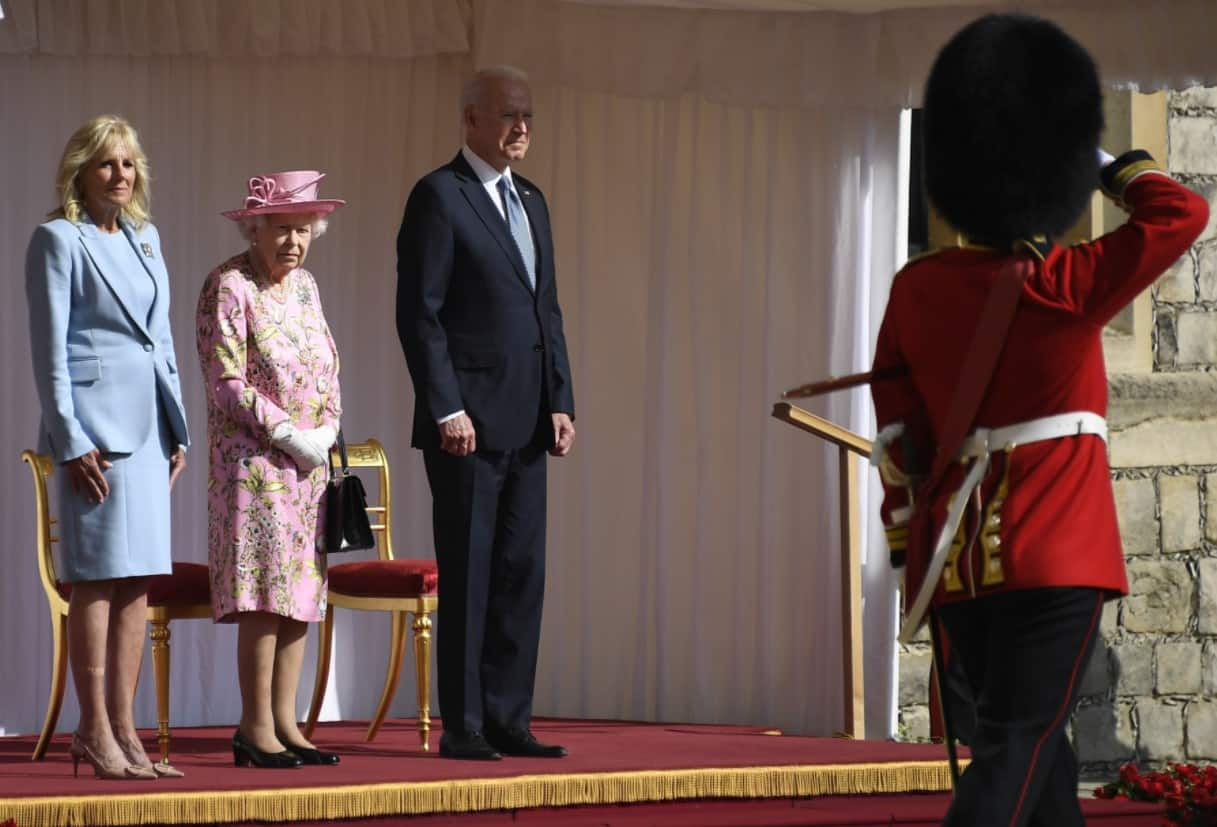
[781,366,908,399]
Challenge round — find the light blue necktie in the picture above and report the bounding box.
[497,176,536,289]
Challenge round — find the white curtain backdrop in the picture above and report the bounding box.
[2,0,1213,744]
[0,49,902,740]
[521,88,903,734]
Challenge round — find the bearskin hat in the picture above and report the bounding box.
[923,14,1103,245]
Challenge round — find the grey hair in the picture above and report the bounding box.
[235,213,329,243]
[461,65,530,112]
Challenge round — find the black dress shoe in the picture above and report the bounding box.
[277,738,340,766]
[439,731,503,760]
[232,729,304,769]
[484,726,568,758]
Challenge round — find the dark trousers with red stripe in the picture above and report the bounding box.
[937,587,1104,827]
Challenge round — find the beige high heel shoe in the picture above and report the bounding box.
[69,733,157,780]
[113,731,184,778]
[149,761,185,778]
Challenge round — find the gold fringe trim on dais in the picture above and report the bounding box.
[0,760,963,826]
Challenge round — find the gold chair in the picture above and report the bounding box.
[304,438,439,750]
[22,450,212,765]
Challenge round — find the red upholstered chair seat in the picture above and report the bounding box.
[329,559,439,598]
[149,562,212,606]
[53,562,211,607]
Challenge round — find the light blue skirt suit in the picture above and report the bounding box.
[25,215,190,583]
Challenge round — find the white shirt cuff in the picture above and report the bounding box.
[437,410,465,425]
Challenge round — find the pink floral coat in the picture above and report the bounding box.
[196,252,341,622]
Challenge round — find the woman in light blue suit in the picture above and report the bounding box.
[25,116,190,780]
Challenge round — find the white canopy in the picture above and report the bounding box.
[2,0,1216,105]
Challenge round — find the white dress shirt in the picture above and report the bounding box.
[460,144,535,245]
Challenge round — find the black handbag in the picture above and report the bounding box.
[324,431,375,554]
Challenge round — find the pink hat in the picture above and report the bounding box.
[221,170,346,220]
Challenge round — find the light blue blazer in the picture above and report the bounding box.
[25,216,190,463]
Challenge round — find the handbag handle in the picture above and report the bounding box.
[329,429,351,480]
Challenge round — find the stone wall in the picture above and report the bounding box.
[1155,86,1217,370]
[895,87,1217,777]
[1073,373,1217,772]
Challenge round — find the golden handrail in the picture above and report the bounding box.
[771,402,872,458]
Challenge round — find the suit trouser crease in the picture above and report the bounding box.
[938,586,1104,827]
[425,446,547,734]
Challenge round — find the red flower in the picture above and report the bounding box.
[1101,762,1217,826]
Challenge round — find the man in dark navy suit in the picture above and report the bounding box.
[396,65,576,761]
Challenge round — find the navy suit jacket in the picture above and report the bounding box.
[25,216,190,462]
[396,153,575,452]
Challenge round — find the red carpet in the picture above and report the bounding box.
[0,718,1161,826]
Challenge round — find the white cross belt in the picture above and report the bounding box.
[898,411,1108,643]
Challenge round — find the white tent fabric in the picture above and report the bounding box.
[5,0,1217,102]
[0,0,1213,743]
[0,0,469,57]
[480,0,1217,108]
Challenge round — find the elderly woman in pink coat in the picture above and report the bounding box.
[196,171,344,769]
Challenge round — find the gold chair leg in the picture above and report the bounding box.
[413,611,433,752]
[304,608,335,740]
[365,610,408,742]
[149,619,171,764]
[34,610,68,761]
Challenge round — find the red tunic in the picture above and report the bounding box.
[872,164,1208,612]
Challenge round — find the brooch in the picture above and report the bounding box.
[141,242,155,259]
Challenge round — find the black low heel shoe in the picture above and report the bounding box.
[232,729,303,769]
[280,741,340,766]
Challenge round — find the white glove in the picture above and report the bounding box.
[300,425,337,462]
[1097,147,1116,167]
[270,423,327,472]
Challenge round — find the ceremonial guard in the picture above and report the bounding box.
[870,14,1209,826]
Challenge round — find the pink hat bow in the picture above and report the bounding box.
[222,170,346,220]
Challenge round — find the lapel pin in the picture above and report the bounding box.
[140,242,155,259]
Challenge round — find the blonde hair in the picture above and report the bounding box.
[50,115,152,227]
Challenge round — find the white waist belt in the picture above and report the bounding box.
[898,411,1107,643]
[956,411,1108,459]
